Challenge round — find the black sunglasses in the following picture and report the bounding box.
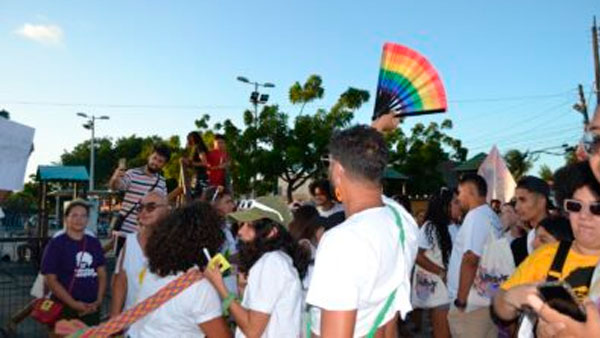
[137,202,168,213]
[564,199,600,216]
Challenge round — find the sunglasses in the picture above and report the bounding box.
[137,202,168,213]
[563,199,600,216]
[581,131,600,155]
[237,199,284,222]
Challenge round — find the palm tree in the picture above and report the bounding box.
[504,149,533,181]
[538,164,554,182]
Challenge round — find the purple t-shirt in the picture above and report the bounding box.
[41,232,105,303]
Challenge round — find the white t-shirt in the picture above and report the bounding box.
[413,221,451,307]
[526,229,535,255]
[317,202,345,218]
[119,233,146,311]
[447,204,502,300]
[306,203,416,337]
[235,251,302,338]
[128,271,222,338]
[448,223,460,243]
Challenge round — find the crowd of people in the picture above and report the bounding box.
[34,110,600,337]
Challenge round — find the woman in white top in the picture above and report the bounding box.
[413,189,458,338]
[128,202,231,338]
[205,196,310,338]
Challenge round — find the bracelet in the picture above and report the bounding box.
[222,293,238,316]
[454,299,467,309]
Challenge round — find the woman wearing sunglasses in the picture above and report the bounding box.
[204,196,310,338]
[492,161,600,330]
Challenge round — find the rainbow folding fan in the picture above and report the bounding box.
[372,43,447,120]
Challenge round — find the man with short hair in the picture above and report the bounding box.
[307,125,417,337]
[206,134,229,187]
[510,175,550,266]
[447,173,503,338]
[109,144,170,235]
[109,191,170,319]
[309,179,342,216]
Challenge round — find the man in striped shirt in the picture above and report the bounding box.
[109,144,171,234]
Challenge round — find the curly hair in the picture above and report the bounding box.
[146,201,224,277]
[424,188,454,268]
[238,218,311,280]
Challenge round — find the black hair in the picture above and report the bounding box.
[146,201,223,277]
[328,125,388,184]
[392,194,413,214]
[517,176,550,197]
[64,199,90,217]
[553,161,600,210]
[187,131,208,153]
[238,218,311,280]
[214,134,226,141]
[289,205,320,242]
[424,189,454,268]
[309,179,335,201]
[459,173,487,198]
[538,216,574,242]
[152,143,172,162]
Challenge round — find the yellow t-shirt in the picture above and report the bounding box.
[502,242,600,301]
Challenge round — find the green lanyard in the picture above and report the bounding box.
[307,205,405,338]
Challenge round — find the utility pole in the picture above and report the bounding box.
[593,16,600,105]
[575,84,589,125]
[77,113,110,192]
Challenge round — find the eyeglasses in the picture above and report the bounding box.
[137,202,168,213]
[563,199,600,216]
[237,199,284,222]
[581,131,600,155]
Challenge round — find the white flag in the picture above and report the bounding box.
[0,118,35,191]
[477,145,516,203]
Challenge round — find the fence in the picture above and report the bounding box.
[0,237,116,338]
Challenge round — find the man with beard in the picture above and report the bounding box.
[109,191,171,319]
[204,196,310,337]
[109,144,170,253]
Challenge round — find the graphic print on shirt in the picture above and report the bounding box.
[75,251,97,278]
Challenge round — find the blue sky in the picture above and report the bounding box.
[1,1,599,182]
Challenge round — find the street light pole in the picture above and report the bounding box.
[77,113,109,192]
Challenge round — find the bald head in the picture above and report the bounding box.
[138,191,170,229]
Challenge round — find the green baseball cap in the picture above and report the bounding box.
[228,196,293,228]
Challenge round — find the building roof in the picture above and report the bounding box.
[384,167,408,180]
[37,166,89,182]
[454,153,487,172]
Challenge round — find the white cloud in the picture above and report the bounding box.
[15,23,64,45]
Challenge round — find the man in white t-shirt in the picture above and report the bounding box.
[109,191,170,318]
[447,173,503,338]
[306,125,414,337]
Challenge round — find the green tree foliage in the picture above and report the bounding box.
[198,76,368,200]
[504,149,534,181]
[386,119,468,195]
[0,109,9,119]
[538,164,554,182]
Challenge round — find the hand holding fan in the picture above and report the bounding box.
[373,43,447,120]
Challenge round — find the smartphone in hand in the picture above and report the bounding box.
[538,281,587,322]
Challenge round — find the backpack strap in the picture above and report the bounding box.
[547,241,572,282]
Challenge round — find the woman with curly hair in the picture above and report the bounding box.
[127,202,231,338]
[204,196,310,338]
[412,188,457,338]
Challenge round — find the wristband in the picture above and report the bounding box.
[454,299,467,309]
[222,293,238,316]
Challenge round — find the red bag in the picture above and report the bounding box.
[31,237,87,326]
[31,298,64,325]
